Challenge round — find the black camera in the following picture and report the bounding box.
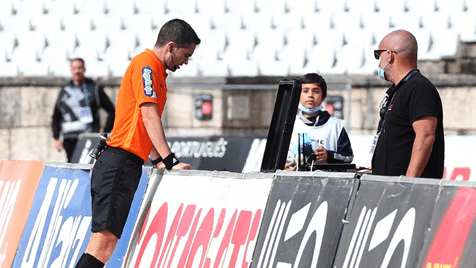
[89,132,108,159]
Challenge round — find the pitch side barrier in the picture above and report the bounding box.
[10,162,150,268]
[5,161,476,267]
[71,133,267,173]
[333,175,476,268]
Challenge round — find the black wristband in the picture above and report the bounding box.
[151,157,163,166]
[163,153,180,170]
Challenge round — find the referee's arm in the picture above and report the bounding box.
[141,102,191,170]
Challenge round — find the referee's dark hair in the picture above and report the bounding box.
[299,73,327,99]
[155,18,201,48]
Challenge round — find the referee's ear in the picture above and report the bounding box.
[166,41,177,53]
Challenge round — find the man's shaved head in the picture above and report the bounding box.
[380,29,418,63]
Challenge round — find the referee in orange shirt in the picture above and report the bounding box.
[74,19,200,268]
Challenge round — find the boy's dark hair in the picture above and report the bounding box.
[299,73,327,99]
[155,19,201,48]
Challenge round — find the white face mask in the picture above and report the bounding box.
[298,102,323,115]
[377,50,390,80]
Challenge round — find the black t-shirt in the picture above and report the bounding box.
[372,70,445,178]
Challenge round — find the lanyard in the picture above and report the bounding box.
[378,92,397,132]
[74,83,89,106]
[377,70,418,133]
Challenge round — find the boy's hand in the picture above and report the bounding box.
[315,146,328,162]
[284,162,297,171]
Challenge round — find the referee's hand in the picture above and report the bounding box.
[172,162,191,170]
[156,162,191,170]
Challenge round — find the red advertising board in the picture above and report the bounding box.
[0,161,44,268]
[122,170,274,268]
[423,187,476,268]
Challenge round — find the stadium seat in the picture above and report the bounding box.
[222,29,256,60]
[306,45,338,74]
[41,44,71,77]
[1,12,33,33]
[74,0,106,17]
[0,0,15,21]
[345,0,375,14]
[46,0,75,16]
[314,0,346,14]
[247,28,286,76]
[0,61,19,77]
[332,12,363,32]
[389,13,421,33]
[411,28,432,59]
[453,13,476,42]
[0,32,16,57]
[9,39,48,77]
[433,0,467,15]
[0,0,469,77]
[419,12,459,60]
[200,55,229,77]
[163,0,197,17]
[103,0,136,17]
[374,0,407,14]
[15,0,44,17]
[90,14,124,33]
[34,13,63,34]
[359,47,379,74]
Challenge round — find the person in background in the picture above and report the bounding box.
[52,58,115,162]
[74,18,200,268]
[285,73,353,171]
[371,29,444,178]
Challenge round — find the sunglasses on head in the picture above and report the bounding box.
[374,49,398,60]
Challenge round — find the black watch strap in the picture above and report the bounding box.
[163,153,180,170]
[151,157,163,165]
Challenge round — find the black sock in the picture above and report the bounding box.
[75,253,105,268]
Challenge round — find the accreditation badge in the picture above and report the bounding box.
[367,132,380,167]
[79,107,94,124]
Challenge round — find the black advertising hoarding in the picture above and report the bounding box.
[333,175,440,268]
[162,136,209,170]
[168,136,261,173]
[167,135,266,172]
[72,134,266,173]
[70,133,101,164]
[251,172,357,268]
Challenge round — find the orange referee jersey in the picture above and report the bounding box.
[107,49,168,161]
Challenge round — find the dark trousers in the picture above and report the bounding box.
[63,138,78,163]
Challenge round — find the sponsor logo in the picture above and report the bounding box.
[423,187,476,268]
[254,200,329,267]
[142,66,156,98]
[169,138,228,159]
[0,180,21,267]
[443,167,471,181]
[129,203,261,268]
[18,177,91,268]
[242,138,267,172]
[342,207,416,268]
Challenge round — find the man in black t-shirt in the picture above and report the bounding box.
[371,30,444,179]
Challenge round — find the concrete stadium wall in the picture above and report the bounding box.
[4,161,476,268]
[0,74,475,162]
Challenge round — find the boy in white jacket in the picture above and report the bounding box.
[285,73,353,171]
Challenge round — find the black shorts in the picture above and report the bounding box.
[90,146,144,239]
